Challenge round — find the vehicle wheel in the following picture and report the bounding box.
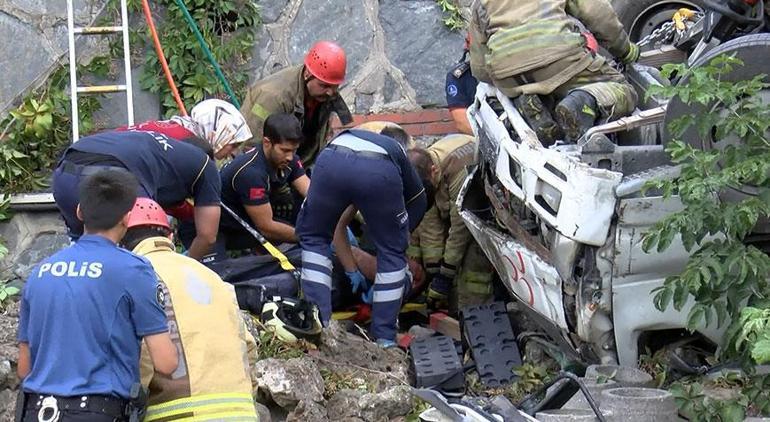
[613,0,705,46]
[664,33,770,231]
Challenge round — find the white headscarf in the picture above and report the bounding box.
[171,99,252,154]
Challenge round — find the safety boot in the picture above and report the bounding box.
[513,94,563,147]
[555,90,599,143]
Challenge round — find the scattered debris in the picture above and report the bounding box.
[0,301,19,421]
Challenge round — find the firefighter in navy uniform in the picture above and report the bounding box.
[16,169,177,422]
[295,124,431,348]
[219,113,310,250]
[52,130,221,261]
[445,34,479,136]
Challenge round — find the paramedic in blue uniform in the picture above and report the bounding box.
[219,113,310,250]
[295,125,432,348]
[52,130,221,260]
[445,33,479,135]
[17,169,178,422]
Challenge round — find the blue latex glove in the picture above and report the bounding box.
[361,285,374,305]
[346,270,368,294]
[346,227,359,248]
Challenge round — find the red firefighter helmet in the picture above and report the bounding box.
[304,41,347,85]
[127,197,170,229]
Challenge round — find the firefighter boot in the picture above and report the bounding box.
[513,94,563,147]
[555,90,599,143]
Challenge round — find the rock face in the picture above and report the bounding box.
[0,0,109,115]
[326,386,414,422]
[247,0,468,114]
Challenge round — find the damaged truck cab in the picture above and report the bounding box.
[458,65,724,367]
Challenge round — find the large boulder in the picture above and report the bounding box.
[286,399,329,422]
[252,357,325,409]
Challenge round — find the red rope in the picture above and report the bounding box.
[141,0,188,116]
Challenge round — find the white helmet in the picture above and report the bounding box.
[189,99,252,154]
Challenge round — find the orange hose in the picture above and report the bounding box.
[141,0,188,116]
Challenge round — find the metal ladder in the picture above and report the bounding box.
[66,0,134,142]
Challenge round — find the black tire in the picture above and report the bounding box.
[664,33,770,230]
[612,0,706,43]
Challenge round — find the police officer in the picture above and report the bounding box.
[119,99,253,160]
[295,124,431,348]
[469,0,640,142]
[241,40,353,168]
[219,113,309,249]
[17,169,178,422]
[408,134,495,312]
[52,130,221,260]
[446,33,479,136]
[120,198,258,421]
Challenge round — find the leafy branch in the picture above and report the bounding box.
[642,55,770,368]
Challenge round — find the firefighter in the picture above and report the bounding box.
[445,33,479,135]
[52,130,221,260]
[408,134,495,311]
[241,40,353,168]
[469,0,640,142]
[295,124,431,348]
[17,170,177,422]
[121,198,259,421]
[120,99,253,160]
[219,113,309,249]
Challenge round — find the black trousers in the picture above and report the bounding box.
[22,410,125,421]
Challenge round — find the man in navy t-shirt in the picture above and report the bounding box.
[52,130,221,260]
[220,113,310,250]
[17,169,177,422]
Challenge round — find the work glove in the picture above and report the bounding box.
[346,270,369,294]
[426,273,453,310]
[361,285,374,305]
[621,42,640,64]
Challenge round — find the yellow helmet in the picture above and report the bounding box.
[261,297,323,344]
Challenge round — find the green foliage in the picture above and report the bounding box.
[670,381,748,422]
[643,55,770,368]
[0,283,19,309]
[405,398,431,422]
[468,362,554,403]
[130,0,260,117]
[435,0,466,31]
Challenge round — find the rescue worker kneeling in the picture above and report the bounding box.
[296,124,431,348]
[121,198,259,421]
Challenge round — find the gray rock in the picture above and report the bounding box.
[327,385,413,422]
[286,399,329,422]
[585,365,654,388]
[0,212,69,282]
[252,357,325,409]
[256,0,291,23]
[380,0,465,107]
[0,388,17,422]
[601,388,678,422]
[358,385,414,422]
[318,321,409,391]
[254,402,272,422]
[288,0,374,84]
